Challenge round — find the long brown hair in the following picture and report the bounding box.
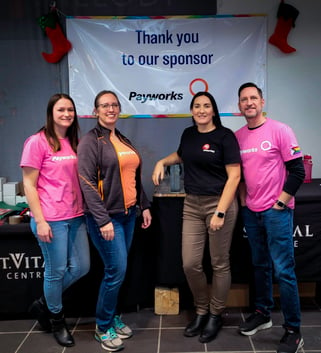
[39,93,80,153]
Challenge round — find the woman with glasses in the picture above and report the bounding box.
[78,90,152,352]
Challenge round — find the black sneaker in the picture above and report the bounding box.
[239,310,272,336]
[277,328,304,353]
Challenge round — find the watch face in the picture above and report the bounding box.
[217,212,225,218]
[277,201,286,208]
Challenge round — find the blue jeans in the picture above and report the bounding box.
[242,206,301,330]
[85,206,136,332]
[31,216,90,314]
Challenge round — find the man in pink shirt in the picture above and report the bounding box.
[235,82,305,353]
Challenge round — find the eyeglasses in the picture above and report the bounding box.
[98,103,119,109]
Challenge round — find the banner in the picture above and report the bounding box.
[67,16,267,118]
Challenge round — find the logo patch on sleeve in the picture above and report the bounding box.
[291,146,301,155]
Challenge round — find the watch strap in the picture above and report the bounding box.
[214,211,225,218]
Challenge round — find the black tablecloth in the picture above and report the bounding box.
[0,223,44,316]
[153,179,321,285]
[293,179,321,281]
[0,220,156,315]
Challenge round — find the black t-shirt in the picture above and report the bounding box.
[177,125,241,196]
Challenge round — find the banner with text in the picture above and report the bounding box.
[67,16,267,118]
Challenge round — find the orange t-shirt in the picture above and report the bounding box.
[110,135,140,209]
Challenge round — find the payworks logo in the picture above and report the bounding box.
[129,91,183,103]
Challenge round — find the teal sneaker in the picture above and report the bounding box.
[95,326,124,351]
[113,315,133,339]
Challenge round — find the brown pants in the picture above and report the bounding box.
[182,194,238,316]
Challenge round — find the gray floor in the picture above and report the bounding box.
[1,298,321,353]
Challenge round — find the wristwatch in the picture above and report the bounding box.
[276,200,287,209]
[214,211,225,218]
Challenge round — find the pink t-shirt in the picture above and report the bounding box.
[235,118,303,211]
[20,131,84,221]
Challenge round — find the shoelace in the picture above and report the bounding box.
[103,327,118,340]
[246,311,260,322]
[114,316,126,329]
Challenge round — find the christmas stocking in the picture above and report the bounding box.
[269,1,299,54]
[38,11,72,63]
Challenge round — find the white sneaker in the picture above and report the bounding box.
[113,315,133,339]
[95,326,124,351]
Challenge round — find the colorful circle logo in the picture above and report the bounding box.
[189,78,209,95]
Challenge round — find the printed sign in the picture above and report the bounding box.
[67,16,267,117]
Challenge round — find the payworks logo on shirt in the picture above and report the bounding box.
[202,144,215,154]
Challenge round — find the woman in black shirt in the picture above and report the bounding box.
[152,91,241,343]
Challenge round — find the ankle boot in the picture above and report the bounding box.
[184,313,208,337]
[199,313,223,343]
[50,310,75,347]
[29,296,51,332]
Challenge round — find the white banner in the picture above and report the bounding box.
[67,16,267,118]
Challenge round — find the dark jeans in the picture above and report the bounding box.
[242,206,301,329]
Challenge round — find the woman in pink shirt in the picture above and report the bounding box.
[20,94,90,347]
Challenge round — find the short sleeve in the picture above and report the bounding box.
[20,133,46,170]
